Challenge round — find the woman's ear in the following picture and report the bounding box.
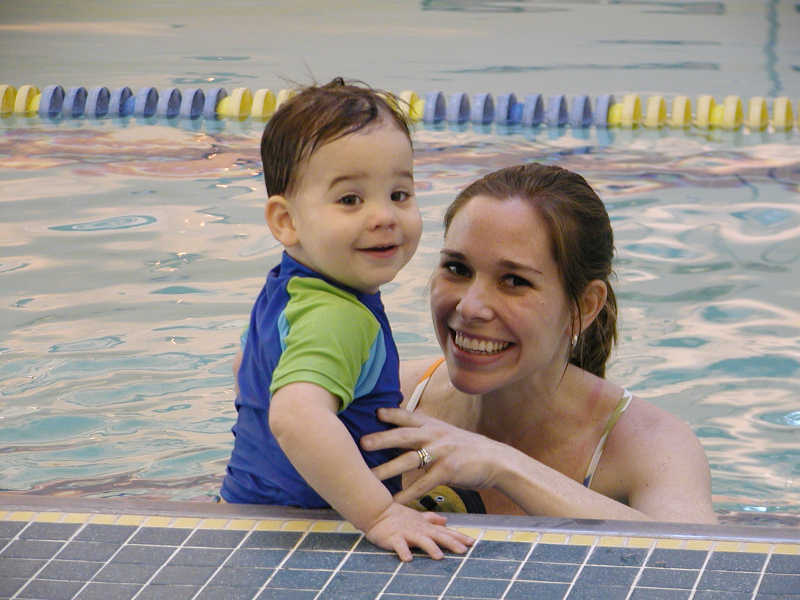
[575,279,608,333]
[265,195,299,247]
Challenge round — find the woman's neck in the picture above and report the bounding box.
[476,364,601,446]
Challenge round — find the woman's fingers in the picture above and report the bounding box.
[371,449,427,481]
[392,468,445,507]
[377,407,424,426]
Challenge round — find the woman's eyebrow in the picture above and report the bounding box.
[440,250,542,275]
[498,259,542,275]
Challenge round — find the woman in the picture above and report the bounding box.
[362,163,717,523]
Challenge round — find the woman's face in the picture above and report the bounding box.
[430,194,574,394]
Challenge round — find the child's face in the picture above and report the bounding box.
[284,119,421,294]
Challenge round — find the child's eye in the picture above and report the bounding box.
[501,274,532,288]
[442,261,471,278]
[337,194,362,206]
[391,190,412,202]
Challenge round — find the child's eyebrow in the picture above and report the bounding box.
[327,169,414,190]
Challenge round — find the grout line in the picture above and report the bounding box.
[749,543,773,600]
[436,527,482,600]
[67,516,143,600]
[252,521,314,597]
[686,538,716,600]
[311,527,364,600]
[561,534,598,599]
[188,519,257,600]
[498,531,539,599]
[374,548,409,599]
[623,536,656,600]
[9,513,87,600]
[127,520,195,600]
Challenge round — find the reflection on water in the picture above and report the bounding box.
[1,122,799,517]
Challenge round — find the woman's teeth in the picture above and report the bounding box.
[454,331,510,354]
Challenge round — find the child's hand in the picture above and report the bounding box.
[364,501,473,562]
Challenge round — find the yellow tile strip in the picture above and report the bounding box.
[510,531,538,543]
[62,513,91,524]
[34,512,63,523]
[0,511,795,557]
[144,516,173,527]
[599,536,626,547]
[254,519,285,531]
[569,534,596,546]
[482,529,512,541]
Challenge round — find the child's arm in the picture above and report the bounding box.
[269,381,472,561]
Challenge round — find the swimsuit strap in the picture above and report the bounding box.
[582,388,633,489]
[405,357,445,412]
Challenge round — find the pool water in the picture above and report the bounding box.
[1,0,799,519]
[1,118,799,516]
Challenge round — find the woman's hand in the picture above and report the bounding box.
[362,408,502,506]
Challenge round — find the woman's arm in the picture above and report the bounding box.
[364,407,716,523]
[269,383,472,561]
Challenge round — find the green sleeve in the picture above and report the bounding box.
[269,277,381,410]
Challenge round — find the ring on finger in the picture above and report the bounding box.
[416,447,433,469]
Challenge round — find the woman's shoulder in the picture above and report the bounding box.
[601,389,708,482]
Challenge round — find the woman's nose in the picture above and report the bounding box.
[456,281,494,321]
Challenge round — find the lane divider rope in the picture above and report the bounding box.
[0,84,797,132]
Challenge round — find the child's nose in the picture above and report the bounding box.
[368,199,398,229]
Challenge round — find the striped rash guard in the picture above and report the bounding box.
[221,252,402,507]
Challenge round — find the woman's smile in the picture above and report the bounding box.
[452,330,512,355]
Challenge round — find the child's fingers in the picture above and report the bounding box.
[393,539,413,562]
[412,534,444,561]
[435,529,471,554]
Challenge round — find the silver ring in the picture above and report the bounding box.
[417,447,433,469]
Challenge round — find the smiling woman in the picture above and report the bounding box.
[363,163,718,524]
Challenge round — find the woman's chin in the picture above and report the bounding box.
[445,345,515,394]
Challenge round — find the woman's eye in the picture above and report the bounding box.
[442,261,470,277]
[337,194,361,206]
[503,274,531,288]
[391,190,411,202]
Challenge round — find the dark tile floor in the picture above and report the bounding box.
[1,495,798,600]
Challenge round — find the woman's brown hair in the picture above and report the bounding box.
[444,163,618,377]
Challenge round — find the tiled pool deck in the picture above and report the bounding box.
[1,494,798,600]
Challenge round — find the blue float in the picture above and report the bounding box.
[545,95,568,127]
[86,86,110,118]
[179,88,205,119]
[423,91,446,124]
[521,94,544,127]
[109,87,133,117]
[569,94,593,128]
[38,85,65,118]
[495,93,519,125]
[471,93,494,125]
[129,87,158,118]
[594,94,615,128]
[63,86,88,118]
[446,92,470,124]
[157,87,181,118]
[203,87,228,119]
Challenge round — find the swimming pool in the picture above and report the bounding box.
[1,1,799,520]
